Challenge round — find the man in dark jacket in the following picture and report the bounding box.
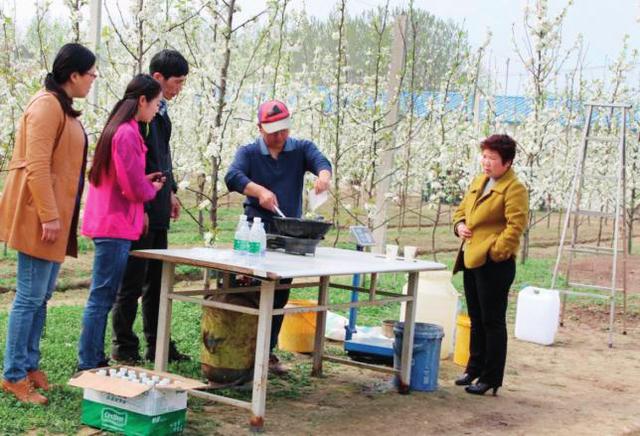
[111,50,189,363]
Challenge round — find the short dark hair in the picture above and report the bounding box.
[480,134,517,165]
[149,50,189,79]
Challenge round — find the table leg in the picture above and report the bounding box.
[250,280,276,432]
[153,261,175,372]
[222,272,230,290]
[399,271,418,394]
[312,276,329,377]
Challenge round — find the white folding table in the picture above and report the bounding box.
[132,246,445,431]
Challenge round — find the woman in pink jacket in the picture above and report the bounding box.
[78,74,164,370]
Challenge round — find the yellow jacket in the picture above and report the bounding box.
[452,168,528,273]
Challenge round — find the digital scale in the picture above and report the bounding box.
[344,226,394,365]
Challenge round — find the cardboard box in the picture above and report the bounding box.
[80,400,186,435]
[69,366,207,435]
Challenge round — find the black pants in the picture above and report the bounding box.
[463,257,515,387]
[111,228,168,359]
[249,218,291,351]
[270,281,292,352]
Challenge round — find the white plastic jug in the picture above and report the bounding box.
[400,270,459,359]
[514,286,560,345]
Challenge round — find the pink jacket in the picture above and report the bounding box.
[82,119,157,240]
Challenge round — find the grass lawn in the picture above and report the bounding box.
[0,298,326,434]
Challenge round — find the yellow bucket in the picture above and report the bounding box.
[453,314,471,367]
[278,299,317,353]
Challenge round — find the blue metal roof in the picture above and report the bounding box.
[405,92,634,128]
[243,88,634,128]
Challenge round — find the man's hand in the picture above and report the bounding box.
[258,188,279,212]
[143,213,149,236]
[314,170,331,194]
[243,182,279,212]
[170,192,180,220]
[456,222,472,240]
[41,219,61,243]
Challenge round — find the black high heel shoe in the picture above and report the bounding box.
[454,373,477,386]
[465,382,499,396]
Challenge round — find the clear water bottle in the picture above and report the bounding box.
[247,217,263,261]
[258,221,267,257]
[233,215,250,258]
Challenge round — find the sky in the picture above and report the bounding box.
[10,0,639,95]
[244,0,640,95]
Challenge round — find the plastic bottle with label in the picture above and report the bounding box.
[258,221,267,257]
[247,217,265,261]
[233,215,250,259]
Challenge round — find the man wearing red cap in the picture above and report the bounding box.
[225,99,332,374]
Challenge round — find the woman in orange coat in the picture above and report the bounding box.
[452,134,528,396]
[0,43,96,404]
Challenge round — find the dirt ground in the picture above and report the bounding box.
[562,255,640,293]
[202,306,640,436]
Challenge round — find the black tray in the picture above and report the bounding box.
[267,234,321,256]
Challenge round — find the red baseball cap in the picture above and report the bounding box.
[257,100,291,133]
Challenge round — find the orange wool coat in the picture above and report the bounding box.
[452,168,529,274]
[0,91,86,263]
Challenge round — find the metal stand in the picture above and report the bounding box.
[345,245,363,341]
[344,231,394,362]
[551,102,630,347]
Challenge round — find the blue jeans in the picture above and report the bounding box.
[3,252,61,382]
[78,238,131,370]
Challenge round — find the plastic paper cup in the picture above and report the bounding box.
[386,244,399,259]
[404,246,417,260]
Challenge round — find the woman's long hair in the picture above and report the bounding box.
[44,43,95,118]
[88,74,161,186]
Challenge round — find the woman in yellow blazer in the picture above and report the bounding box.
[452,134,528,396]
[0,43,96,404]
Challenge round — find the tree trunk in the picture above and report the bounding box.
[399,4,419,234]
[365,2,390,200]
[520,209,533,265]
[197,173,206,235]
[371,14,407,253]
[330,0,346,247]
[557,209,563,240]
[431,201,442,261]
[418,193,424,230]
[629,187,636,253]
[270,0,289,98]
[596,203,604,247]
[208,0,235,237]
[547,193,552,228]
[136,0,144,74]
